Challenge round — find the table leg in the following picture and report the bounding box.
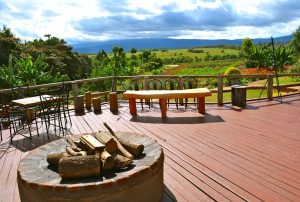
[198,97,205,114]
[160,98,167,118]
[129,98,137,115]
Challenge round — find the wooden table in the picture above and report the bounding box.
[11,95,58,122]
[11,95,53,108]
[123,88,212,118]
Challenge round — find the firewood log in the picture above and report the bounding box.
[95,132,118,154]
[80,134,105,153]
[59,155,100,179]
[66,146,87,156]
[117,138,144,157]
[67,137,82,151]
[103,122,134,160]
[47,152,70,165]
[113,154,132,169]
[101,150,114,170]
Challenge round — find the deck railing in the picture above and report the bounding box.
[0,73,299,106]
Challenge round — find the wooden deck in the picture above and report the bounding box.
[1,94,300,202]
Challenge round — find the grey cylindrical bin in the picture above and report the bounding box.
[231,85,246,108]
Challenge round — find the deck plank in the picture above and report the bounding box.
[0,95,300,201]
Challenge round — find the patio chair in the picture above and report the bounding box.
[38,87,70,138]
[164,78,179,109]
[0,91,39,142]
[129,79,144,110]
[183,78,198,108]
[147,79,163,109]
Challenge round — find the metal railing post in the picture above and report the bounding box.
[267,74,274,101]
[111,78,117,92]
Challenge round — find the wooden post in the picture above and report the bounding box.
[198,97,205,114]
[217,75,223,106]
[129,98,137,115]
[231,86,246,108]
[109,92,118,112]
[160,98,167,118]
[71,81,78,102]
[75,95,85,114]
[92,97,101,113]
[267,74,273,101]
[85,92,92,110]
[179,76,184,105]
[91,91,100,98]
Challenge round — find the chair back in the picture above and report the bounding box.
[183,78,198,89]
[129,79,143,91]
[148,79,162,90]
[164,78,179,90]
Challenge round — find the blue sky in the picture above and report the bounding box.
[0,0,299,43]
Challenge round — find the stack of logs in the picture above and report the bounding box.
[47,122,144,179]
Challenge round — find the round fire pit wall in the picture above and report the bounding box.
[17,132,164,202]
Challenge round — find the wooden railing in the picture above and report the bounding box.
[0,73,299,106]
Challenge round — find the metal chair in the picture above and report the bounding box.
[183,78,198,108]
[129,79,144,110]
[147,79,162,108]
[0,91,38,142]
[164,78,179,109]
[38,87,70,138]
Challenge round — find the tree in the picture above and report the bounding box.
[141,50,151,62]
[0,26,20,66]
[241,37,254,59]
[130,48,137,54]
[111,46,126,76]
[22,35,92,80]
[290,26,300,55]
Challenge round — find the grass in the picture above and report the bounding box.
[249,76,300,86]
[125,47,240,59]
[171,60,242,75]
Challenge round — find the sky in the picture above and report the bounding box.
[0,0,299,43]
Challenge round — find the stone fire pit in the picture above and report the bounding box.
[17,132,164,202]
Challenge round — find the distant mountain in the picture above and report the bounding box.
[71,35,292,54]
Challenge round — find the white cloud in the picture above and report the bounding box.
[0,0,299,42]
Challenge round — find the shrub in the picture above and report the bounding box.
[224,67,242,86]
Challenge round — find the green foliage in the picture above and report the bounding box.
[187,48,204,53]
[90,60,112,91]
[271,46,295,71]
[248,45,269,68]
[16,55,67,86]
[22,34,92,80]
[224,67,241,75]
[224,67,242,85]
[241,35,296,70]
[0,54,17,88]
[241,37,254,59]
[0,25,20,66]
[130,48,137,54]
[290,26,300,55]
[0,54,67,89]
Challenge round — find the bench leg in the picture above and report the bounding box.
[129,98,137,115]
[198,97,205,114]
[160,98,167,119]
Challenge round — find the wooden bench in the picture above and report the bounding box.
[123,88,212,118]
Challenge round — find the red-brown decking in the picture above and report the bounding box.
[0,94,300,202]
